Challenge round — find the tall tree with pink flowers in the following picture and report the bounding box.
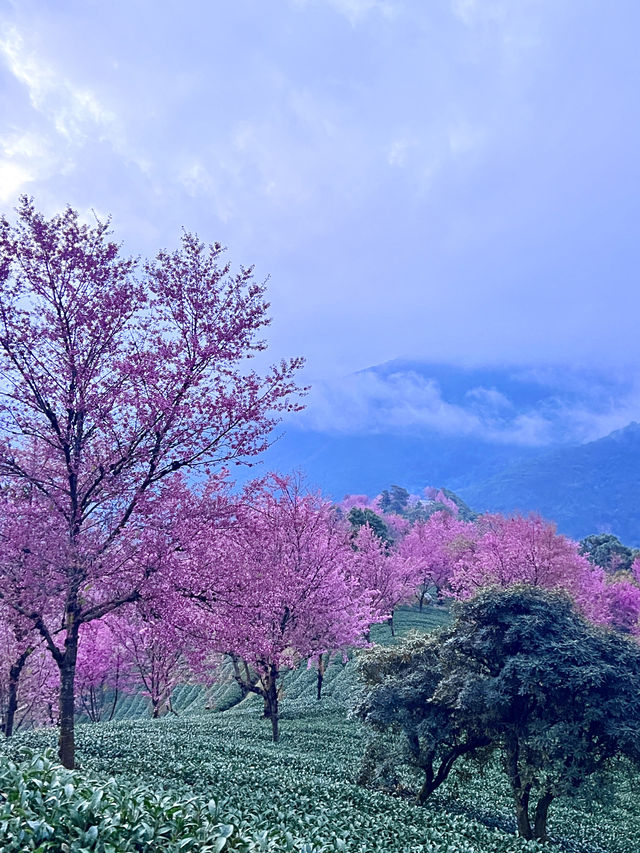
[0,199,303,767]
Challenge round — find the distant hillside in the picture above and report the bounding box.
[458,422,640,546]
[260,427,536,499]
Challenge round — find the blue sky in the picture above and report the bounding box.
[1,0,639,440]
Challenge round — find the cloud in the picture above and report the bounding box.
[465,387,513,410]
[294,0,400,25]
[0,160,33,203]
[0,26,116,142]
[293,365,640,448]
[0,1,638,379]
[295,368,548,442]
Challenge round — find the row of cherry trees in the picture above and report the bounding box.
[5,478,640,751]
[0,199,304,767]
[0,476,418,746]
[348,490,640,633]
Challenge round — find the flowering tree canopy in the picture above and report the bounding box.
[183,476,371,740]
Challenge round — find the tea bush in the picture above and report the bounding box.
[2,605,639,852]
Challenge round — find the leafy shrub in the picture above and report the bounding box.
[0,749,242,852]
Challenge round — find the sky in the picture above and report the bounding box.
[1,0,639,441]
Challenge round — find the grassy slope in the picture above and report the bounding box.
[3,606,640,852]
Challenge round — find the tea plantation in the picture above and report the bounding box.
[1,607,639,852]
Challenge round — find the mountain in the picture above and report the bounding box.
[248,361,640,545]
[458,422,640,546]
[261,427,536,499]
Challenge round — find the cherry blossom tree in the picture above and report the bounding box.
[605,576,640,635]
[396,511,477,609]
[183,477,371,741]
[449,514,611,625]
[75,620,126,723]
[0,608,42,736]
[350,524,421,637]
[110,606,191,718]
[0,199,303,767]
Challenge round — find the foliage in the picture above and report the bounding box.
[0,602,638,852]
[579,533,639,573]
[353,632,491,804]
[353,588,640,841]
[437,490,477,522]
[0,749,250,852]
[346,508,391,544]
[180,476,372,741]
[379,485,410,516]
[3,696,640,853]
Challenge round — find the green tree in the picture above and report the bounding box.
[579,532,639,573]
[438,488,477,522]
[353,633,490,802]
[347,507,392,544]
[354,586,640,841]
[379,485,410,516]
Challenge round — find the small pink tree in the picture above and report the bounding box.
[110,606,191,718]
[75,620,127,723]
[396,511,477,609]
[604,577,640,635]
[350,524,421,637]
[450,514,611,625]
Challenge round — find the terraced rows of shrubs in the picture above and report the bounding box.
[2,606,639,852]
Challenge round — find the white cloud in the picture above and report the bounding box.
[293,367,640,448]
[0,26,116,143]
[465,387,513,410]
[0,130,62,203]
[0,160,33,202]
[298,370,489,436]
[293,0,400,25]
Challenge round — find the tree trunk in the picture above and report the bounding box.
[417,737,490,804]
[388,610,395,637]
[504,732,533,839]
[107,661,120,722]
[514,793,533,840]
[4,648,32,738]
[418,589,426,612]
[58,626,80,770]
[265,665,279,742]
[316,654,327,701]
[58,660,77,769]
[534,790,554,840]
[417,762,436,803]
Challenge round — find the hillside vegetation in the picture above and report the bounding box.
[2,607,639,853]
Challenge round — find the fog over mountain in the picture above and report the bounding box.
[255,361,640,545]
